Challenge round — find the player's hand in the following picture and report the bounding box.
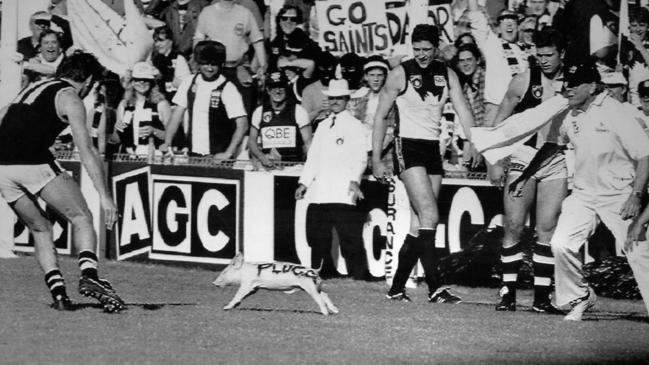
[349,181,365,204]
[465,142,482,170]
[487,163,506,187]
[294,184,307,200]
[625,219,648,253]
[101,195,118,229]
[508,176,527,198]
[372,159,392,184]
[620,194,642,220]
[159,143,174,159]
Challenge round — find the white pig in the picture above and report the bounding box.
[213,252,339,315]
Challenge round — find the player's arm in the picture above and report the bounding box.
[447,68,475,139]
[487,71,530,127]
[372,65,403,180]
[57,88,117,227]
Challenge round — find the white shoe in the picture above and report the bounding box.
[564,287,597,321]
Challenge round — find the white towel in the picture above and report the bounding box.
[471,95,569,164]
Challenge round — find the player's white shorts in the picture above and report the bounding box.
[507,145,567,182]
[0,161,64,203]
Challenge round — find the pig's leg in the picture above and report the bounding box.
[320,291,339,314]
[223,282,255,310]
[301,282,329,315]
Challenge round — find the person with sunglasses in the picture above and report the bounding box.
[17,11,72,61]
[295,78,369,281]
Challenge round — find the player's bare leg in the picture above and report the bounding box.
[497,174,536,311]
[532,178,567,313]
[39,174,125,312]
[11,193,72,310]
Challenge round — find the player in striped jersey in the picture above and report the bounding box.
[0,52,125,312]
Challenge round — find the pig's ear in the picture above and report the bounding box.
[232,252,244,268]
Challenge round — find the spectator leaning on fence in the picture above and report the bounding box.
[248,71,312,168]
[162,41,248,159]
[295,79,369,281]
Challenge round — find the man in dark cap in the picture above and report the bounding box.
[514,63,649,320]
[248,71,312,168]
[162,40,248,159]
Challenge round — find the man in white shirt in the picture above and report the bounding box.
[162,41,248,159]
[295,79,369,280]
[514,63,649,320]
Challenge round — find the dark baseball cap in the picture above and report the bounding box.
[265,71,289,88]
[497,9,520,23]
[194,40,226,65]
[639,79,649,98]
[564,63,601,88]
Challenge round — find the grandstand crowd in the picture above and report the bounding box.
[2,0,649,321]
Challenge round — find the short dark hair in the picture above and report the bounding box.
[38,29,63,46]
[153,25,174,42]
[411,24,440,47]
[533,27,565,53]
[454,43,482,63]
[194,40,226,65]
[630,7,649,25]
[55,52,103,83]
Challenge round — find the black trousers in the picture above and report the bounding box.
[305,203,368,280]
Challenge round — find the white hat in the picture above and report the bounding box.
[323,79,351,97]
[131,62,157,80]
[601,71,627,86]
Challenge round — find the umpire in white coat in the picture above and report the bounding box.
[295,79,369,280]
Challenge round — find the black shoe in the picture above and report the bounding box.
[429,287,462,304]
[495,286,516,311]
[531,300,564,315]
[50,295,75,311]
[386,291,412,302]
[79,276,125,313]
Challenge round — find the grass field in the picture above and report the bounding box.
[1,255,648,365]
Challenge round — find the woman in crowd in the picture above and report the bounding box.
[114,62,171,157]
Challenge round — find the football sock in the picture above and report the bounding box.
[78,251,99,280]
[417,228,440,293]
[501,242,523,296]
[45,269,68,300]
[533,241,554,303]
[389,234,419,295]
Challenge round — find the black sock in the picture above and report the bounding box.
[533,241,554,303]
[500,242,523,297]
[78,251,98,280]
[389,234,419,295]
[417,228,439,294]
[45,269,68,300]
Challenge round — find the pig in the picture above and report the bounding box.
[213,252,339,315]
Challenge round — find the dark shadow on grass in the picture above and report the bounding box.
[57,302,198,311]
[235,307,323,315]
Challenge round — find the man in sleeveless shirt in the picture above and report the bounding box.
[488,28,567,313]
[0,53,124,312]
[372,25,478,303]
[162,40,249,159]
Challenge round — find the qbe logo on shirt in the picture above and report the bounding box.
[261,126,297,148]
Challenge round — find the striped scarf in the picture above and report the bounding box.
[461,66,486,127]
[502,40,525,76]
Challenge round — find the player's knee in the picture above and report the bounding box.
[504,218,526,239]
[68,210,93,230]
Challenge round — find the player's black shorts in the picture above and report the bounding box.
[393,137,443,176]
